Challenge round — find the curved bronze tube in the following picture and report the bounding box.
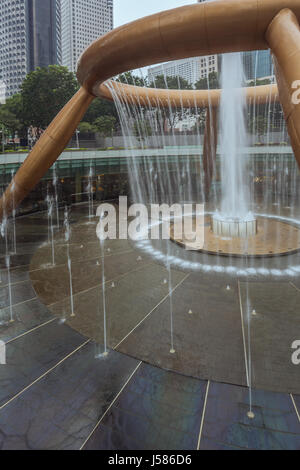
[97,81,278,108]
[76,0,300,94]
[1,0,300,220]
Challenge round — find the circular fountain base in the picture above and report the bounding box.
[211,214,257,238]
[170,215,300,257]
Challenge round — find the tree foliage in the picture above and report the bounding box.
[0,106,21,135]
[0,93,26,139]
[77,122,95,134]
[93,115,116,137]
[149,75,192,90]
[133,119,153,142]
[194,72,220,90]
[21,65,79,129]
[248,78,272,87]
[83,97,118,125]
[117,71,147,87]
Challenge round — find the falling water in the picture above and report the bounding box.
[52,165,59,228]
[1,217,13,322]
[47,196,55,266]
[219,53,250,220]
[5,255,14,323]
[46,193,51,243]
[100,238,108,356]
[1,215,9,257]
[97,211,108,357]
[10,171,16,254]
[64,207,75,317]
[88,166,94,220]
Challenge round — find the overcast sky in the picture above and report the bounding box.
[114,0,196,27]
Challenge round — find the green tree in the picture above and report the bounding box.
[149,74,192,90]
[248,78,272,87]
[248,115,269,143]
[0,107,21,135]
[0,105,22,151]
[83,97,118,125]
[21,65,79,129]
[133,119,153,143]
[148,75,192,131]
[93,115,116,146]
[117,72,147,87]
[194,72,220,90]
[78,122,95,134]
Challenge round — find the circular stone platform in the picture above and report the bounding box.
[170,215,300,257]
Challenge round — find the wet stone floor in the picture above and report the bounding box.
[0,204,299,450]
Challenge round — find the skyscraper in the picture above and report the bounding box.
[60,0,114,73]
[242,50,274,82]
[147,1,218,87]
[27,0,61,71]
[0,0,61,99]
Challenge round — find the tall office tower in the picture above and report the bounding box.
[60,0,114,73]
[0,0,61,99]
[242,50,274,82]
[28,0,62,71]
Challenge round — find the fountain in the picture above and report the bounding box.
[1,0,300,438]
[87,165,94,221]
[46,195,55,266]
[64,207,75,318]
[211,53,257,239]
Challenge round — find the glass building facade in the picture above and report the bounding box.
[61,0,114,73]
[242,50,274,81]
[0,0,61,99]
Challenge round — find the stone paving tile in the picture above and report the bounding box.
[83,363,207,450]
[0,344,138,450]
[0,266,30,286]
[0,320,86,408]
[117,273,246,386]
[29,250,148,306]
[292,394,300,420]
[200,382,300,450]
[0,280,36,309]
[0,254,35,269]
[0,298,53,343]
[239,281,300,393]
[49,263,186,348]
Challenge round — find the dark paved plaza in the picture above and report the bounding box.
[0,203,299,450]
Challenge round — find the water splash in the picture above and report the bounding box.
[87,165,94,220]
[46,195,55,266]
[64,207,75,317]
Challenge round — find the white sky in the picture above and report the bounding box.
[114,0,196,27]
